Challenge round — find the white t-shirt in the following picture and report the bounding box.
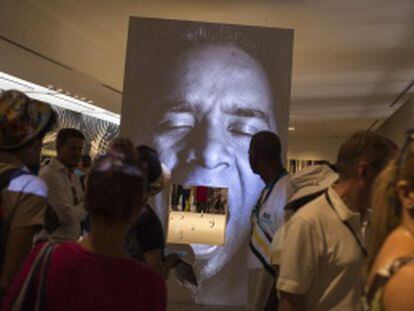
[277,187,368,311]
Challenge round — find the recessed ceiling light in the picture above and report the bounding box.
[288,126,295,131]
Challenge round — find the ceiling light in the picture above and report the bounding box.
[288,126,295,131]
[0,71,120,125]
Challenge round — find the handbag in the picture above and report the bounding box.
[12,243,55,311]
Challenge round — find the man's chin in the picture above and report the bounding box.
[191,235,244,281]
[191,244,220,260]
[192,244,227,280]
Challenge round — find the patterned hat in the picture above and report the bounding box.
[0,90,55,150]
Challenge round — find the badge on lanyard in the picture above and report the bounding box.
[261,212,272,226]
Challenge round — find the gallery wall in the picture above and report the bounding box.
[287,135,346,163]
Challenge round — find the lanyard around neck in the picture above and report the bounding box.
[324,190,368,257]
[255,170,288,212]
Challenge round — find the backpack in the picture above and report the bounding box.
[0,168,30,270]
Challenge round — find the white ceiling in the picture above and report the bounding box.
[0,0,413,137]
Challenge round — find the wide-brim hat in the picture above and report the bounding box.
[0,90,54,150]
[286,164,338,210]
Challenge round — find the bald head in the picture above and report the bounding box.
[249,131,282,170]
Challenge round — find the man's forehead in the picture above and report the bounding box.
[175,44,267,81]
[170,48,272,99]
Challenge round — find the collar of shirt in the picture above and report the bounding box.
[264,169,287,189]
[327,186,370,251]
[50,158,73,175]
[327,187,360,223]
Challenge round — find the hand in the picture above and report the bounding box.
[164,253,181,270]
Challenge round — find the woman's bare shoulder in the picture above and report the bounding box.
[383,261,414,311]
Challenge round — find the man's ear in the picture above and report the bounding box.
[396,180,414,209]
[356,161,370,180]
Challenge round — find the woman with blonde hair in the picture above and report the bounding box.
[366,129,414,310]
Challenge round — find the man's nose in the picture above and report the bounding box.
[189,124,233,170]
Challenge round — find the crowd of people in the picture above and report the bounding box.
[0,88,413,311]
[247,129,414,311]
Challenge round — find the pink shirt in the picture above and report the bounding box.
[3,242,166,310]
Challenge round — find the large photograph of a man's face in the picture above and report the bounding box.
[122,17,292,305]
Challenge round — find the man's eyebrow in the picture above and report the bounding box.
[161,100,196,113]
[224,104,270,122]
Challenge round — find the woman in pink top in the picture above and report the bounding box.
[3,139,166,311]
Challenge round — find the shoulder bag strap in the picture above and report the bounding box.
[11,243,55,311]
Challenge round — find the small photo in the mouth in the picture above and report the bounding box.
[170,184,228,215]
[167,184,228,245]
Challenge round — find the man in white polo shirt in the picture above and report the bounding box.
[277,131,397,311]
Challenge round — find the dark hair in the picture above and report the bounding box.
[85,138,145,222]
[336,131,397,180]
[56,128,85,148]
[136,145,162,184]
[250,131,282,165]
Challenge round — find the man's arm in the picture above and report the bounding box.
[276,216,321,310]
[279,291,305,311]
[144,249,165,277]
[40,171,86,224]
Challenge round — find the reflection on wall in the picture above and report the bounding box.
[43,106,119,156]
